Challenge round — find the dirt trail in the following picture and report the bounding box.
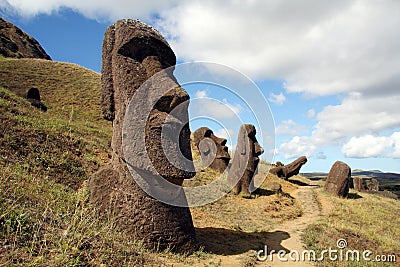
[172,183,331,267]
[260,185,323,266]
[219,184,330,267]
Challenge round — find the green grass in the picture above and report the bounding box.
[0,86,167,265]
[303,189,400,266]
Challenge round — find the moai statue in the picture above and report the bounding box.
[269,156,308,180]
[324,161,351,198]
[227,124,264,196]
[26,87,47,111]
[193,127,230,173]
[88,19,197,252]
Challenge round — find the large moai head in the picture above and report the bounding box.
[228,124,264,195]
[193,127,230,173]
[101,19,194,183]
[90,19,197,252]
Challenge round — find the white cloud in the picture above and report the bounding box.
[276,119,308,136]
[3,1,400,98]
[277,136,316,160]
[189,97,242,119]
[194,90,207,98]
[268,92,286,105]
[342,133,399,158]
[0,0,179,21]
[312,93,400,146]
[156,1,400,97]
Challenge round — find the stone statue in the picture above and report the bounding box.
[227,124,264,196]
[269,156,307,180]
[324,161,351,197]
[193,127,230,172]
[88,19,196,252]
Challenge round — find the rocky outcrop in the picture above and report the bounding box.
[324,161,351,197]
[269,156,307,180]
[0,18,51,60]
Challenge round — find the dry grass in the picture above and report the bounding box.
[304,188,400,266]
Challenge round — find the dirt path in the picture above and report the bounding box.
[260,185,322,266]
[217,184,329,267]
[171,184,331,267]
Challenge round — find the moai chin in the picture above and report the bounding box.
[193,127,231,173]
[89,19,197,252]
[228,124,264,196]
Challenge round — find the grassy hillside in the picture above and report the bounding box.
[0,58,107,128]
[1,57,399,266]
[304,188,400,267]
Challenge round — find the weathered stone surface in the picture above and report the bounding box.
[0,18,51,60]
[353,177,380,192]
[26,87,47,111]
[88,19,196,252]
[227,124,264,196]
[193,127,230,173]
[324,161,351,197]
[269,156,307,180]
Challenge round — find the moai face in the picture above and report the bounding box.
[193,127,231,172]
[242,124,264,174]
[101,19,194,185]
[228,124,264,196]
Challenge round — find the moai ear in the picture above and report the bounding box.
[101,24,116,121]
[239,125,247,155]
[198,139,211,155]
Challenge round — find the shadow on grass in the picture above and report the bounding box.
[196,227,290,255]
[253,188,276,197]
[347,192,363,199]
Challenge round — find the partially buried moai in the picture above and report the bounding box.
[88,19,197,252]
[193,127,231,173]
[227,124,264,196]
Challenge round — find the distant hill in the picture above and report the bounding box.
[0,18,51,60]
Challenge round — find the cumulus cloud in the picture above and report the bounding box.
[342,133,400,158]
[278,92,400,159]
[0,0,179,21]
[157,1,400,97]
[276,119,308,136]
[190,91,242,119]
[277,136,316,160]
[268,92,286,105]
[4,1,400,97]
[312,93,400,146]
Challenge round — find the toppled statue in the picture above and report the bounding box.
[193,127,230,173]
[227,124,264,196]
[88,19,196,252]
[269,156,307,180]
[26,87,47,111]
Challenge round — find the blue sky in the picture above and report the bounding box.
[1,1,400,173]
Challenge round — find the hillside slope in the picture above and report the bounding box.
[0,58,106,128]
